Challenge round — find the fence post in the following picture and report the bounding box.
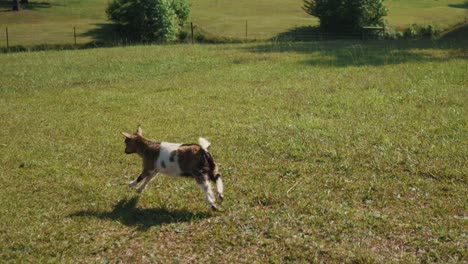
[245,20,248,41]
[74,26,77,45]
[190,22,194,44]
[6,27,9,50]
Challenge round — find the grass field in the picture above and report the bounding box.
[0,0,467,46]
[0,37,467,262]
[385,0,468,29]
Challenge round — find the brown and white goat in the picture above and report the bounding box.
[121,125,224,211]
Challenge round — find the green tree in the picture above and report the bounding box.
[303,0,387,33]
[171,0,190,27]
[106,0,190,42]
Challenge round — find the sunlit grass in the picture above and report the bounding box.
[0,39,466,262]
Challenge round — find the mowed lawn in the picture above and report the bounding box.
[0,0,467,46]
[0,39,467,262]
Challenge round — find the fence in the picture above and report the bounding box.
[1,22,386,52]
[1,25,97,50]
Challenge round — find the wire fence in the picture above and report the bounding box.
[0,26,376,52]
[0,21,387,52]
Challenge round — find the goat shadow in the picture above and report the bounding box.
[69,197,210,231]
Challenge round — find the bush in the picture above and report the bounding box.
[106,0,190,42]
[419,24,439,38]
[303,0,387,33]
[383,29,402,40]
[404,24,418,39]
[404,24,439,39]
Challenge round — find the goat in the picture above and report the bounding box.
[121,125,224,211]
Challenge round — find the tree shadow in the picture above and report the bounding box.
[273,26,322,42]
[448,2,468,9]
[0,1,53,11]
[69,197,211,231]
[441,23,468,40]
[80,23,170,46]
[0,23,138,54]
[80,23,125,44]
[245,27,467,68]
[272,26,367,42]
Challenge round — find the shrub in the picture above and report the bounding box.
[303,0,387,33]
[384,29,403,40]
[403,24,439,39]
[419,24,439,38]
[404,24,418,39]
[106,0,190,42]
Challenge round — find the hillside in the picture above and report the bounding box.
[0,0,467,46]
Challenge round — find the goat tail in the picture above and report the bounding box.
[198,137,211,151]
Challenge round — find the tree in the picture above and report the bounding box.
[303,0,387,33]
[171,0,190,27]
[106,0,190,42]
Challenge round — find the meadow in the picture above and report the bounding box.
[0,0,467,46]
[0,37,466,262]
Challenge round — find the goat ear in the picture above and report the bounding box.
[121,132,132,138]
[136,124,142,136]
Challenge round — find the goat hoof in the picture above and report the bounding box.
[210,205,218,211]
[217,194,224,202]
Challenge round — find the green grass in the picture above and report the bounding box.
[386,0,468,30]
[0,39,467,262]
[0,0,108,45]
[190,0,312,39]
[0,0,467,46]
